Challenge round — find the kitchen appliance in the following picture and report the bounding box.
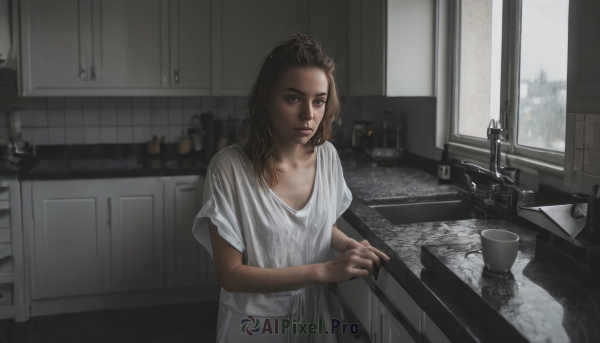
[370,120,403,163]
[351,120,372,151]
[188,114,203,151]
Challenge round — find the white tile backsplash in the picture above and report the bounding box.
[100,97,117,109]
[83,97,100,109]
[584,115,600,151]
[100,109,118,126]
[84,127,101,144]
[65,97,82,109]
[168,108,184,126]
[66,127,84,144]
[151,109,169,126]
[584,150,600,176]
[5,96,250,146]
[48,109,65,126]
[133,97,151,108]
[100,127,118,144]
[117,127,133,143]
[47,97,65,109]
[65,109,83,126]
[133,126,152,143]
[116,97,133,108]
[184,97,201,108]
[83,108,101,126]
[32,127,49,145]
[133,109,151,126]
[116,108,133,126]
[48,127,66,145]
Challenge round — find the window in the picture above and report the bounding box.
[451,0,569,166]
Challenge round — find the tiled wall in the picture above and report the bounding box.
[567,113,600,193]
[0,96,248,146]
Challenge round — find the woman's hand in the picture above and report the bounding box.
[319,239,391,283]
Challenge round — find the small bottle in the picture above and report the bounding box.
[438,143,452,184]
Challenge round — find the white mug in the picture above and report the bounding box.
[480,229,519,273]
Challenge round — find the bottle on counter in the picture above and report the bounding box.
[438,143,452,184]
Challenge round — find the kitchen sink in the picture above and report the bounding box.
[369,200,489,225]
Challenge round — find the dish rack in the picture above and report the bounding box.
[0,177,26,321]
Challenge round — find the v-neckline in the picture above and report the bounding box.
[234,143,320,214]
[269,148,319,214]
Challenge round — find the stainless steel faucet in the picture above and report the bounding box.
[461,119,534,212]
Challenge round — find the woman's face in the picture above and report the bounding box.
[268,67,328,147]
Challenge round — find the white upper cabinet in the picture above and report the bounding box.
[93,0,163,89]
[210,0,309,96]
[347,0,436,97]
[168,0,211,94]
[21,0,90,92]
[20,0,436,97]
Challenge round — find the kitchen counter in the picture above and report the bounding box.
[15,143,208,180]
[338,151,600,342]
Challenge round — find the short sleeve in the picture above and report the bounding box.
[333,148,353,220]
[192,159,246,257]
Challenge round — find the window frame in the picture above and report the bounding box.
[449,0,565,172]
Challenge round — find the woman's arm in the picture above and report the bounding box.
[209,220,387,293]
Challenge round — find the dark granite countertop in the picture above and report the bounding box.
[338,151,600,343]
[13,143,208,180]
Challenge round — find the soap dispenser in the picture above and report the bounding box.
[438,143,452,184]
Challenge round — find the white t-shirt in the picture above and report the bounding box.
[192,141,353,342]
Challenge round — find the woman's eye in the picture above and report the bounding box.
[287,96,300,103]
[314,99,326,106]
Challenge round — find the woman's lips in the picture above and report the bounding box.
[295,128,313,135]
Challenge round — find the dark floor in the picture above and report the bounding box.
[0,301,219,343]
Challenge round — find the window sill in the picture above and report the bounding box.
[448,142,564,177]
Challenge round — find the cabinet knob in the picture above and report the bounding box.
[174,70,179,84]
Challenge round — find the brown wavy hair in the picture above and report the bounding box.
[239,34,340,189]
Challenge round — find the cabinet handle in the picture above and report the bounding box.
[79,68,86,81]
[91,66,96,82]
[174,70,179,84]
[107,196,112,227]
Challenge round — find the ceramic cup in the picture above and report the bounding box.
[481,229,519,273]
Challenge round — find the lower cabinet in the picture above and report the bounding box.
[163,175,217,288]
[371,292,415,343]
[24,175,211,301]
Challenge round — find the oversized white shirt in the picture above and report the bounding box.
[192,141,353,342]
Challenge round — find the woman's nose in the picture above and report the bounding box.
[300,102,314,121]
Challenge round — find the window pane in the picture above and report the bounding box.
[517,0,568,152]
[458,0,503,139]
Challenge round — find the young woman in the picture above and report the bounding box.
[193,34,390,342]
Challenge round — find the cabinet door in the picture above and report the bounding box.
[94,0,163,88]
[337,278,371,336]
[421,311,451,343]
[30,180,109,299]
[381,304,415,343]
[211,0,310,95]
[347,0,386,96]
[174,177,211,286]
[21,0,90,94]
[109,178,165,292]
[169,0,211,94]
[310,0,348,96]
[376,267,421,331]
